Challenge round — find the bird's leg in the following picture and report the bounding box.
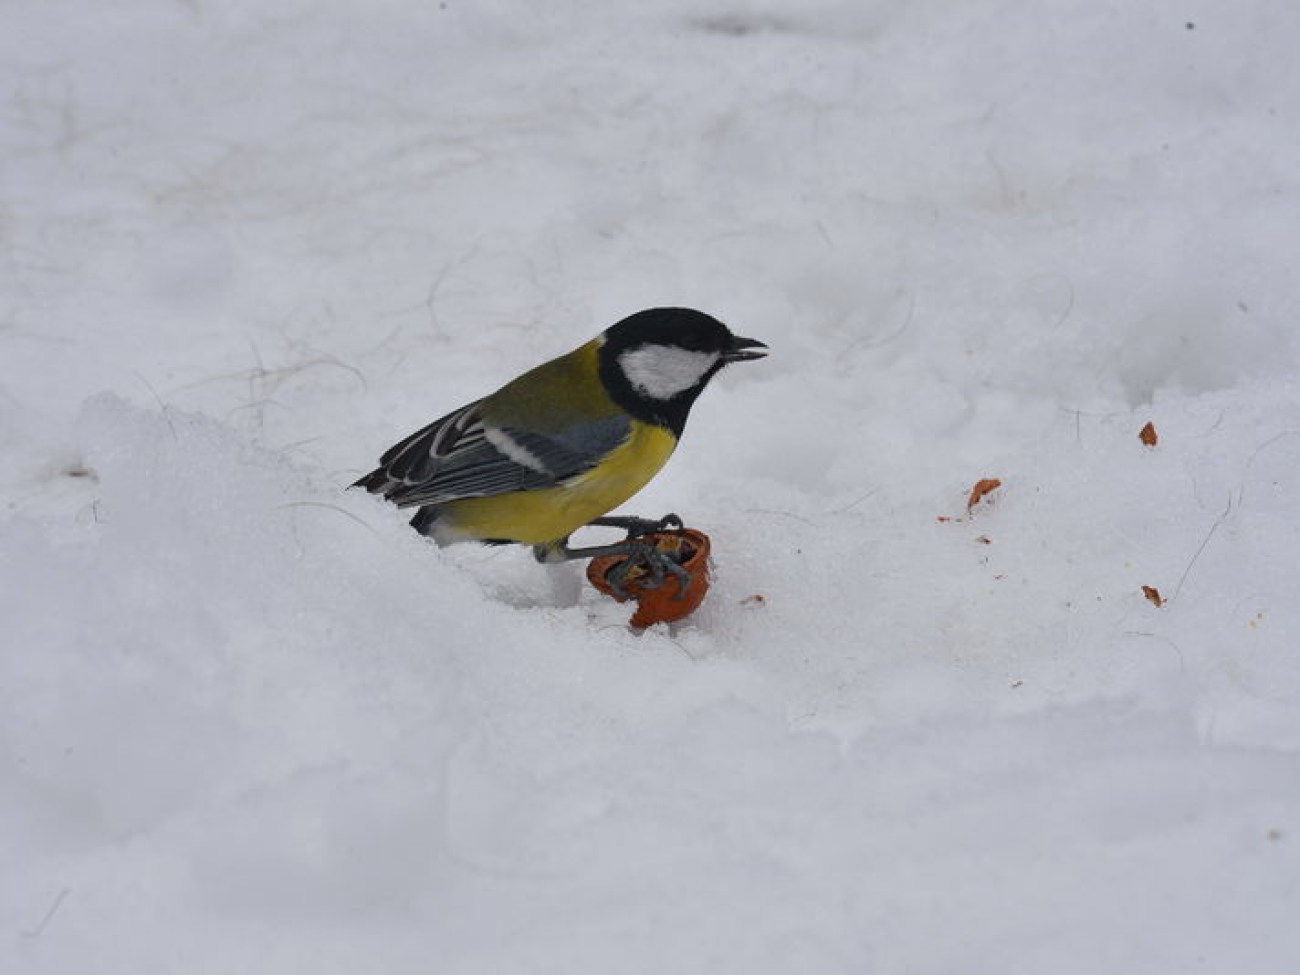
[535,537,691,600]
[587,513,683,538]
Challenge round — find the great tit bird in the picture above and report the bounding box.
[353,307,767,578]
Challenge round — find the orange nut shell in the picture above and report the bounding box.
[586,528,712,628]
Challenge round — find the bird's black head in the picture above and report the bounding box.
[597,307,768,436]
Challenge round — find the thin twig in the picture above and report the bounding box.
[21,887,70,940]
[1171,495,1232,603]
[278,500,380,536]
[832,486,881,514]
[1123,631,1186,672]
[133,372,179,442]
[1237,429,1300,508]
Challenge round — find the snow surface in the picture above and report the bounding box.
[4,1,1300,972]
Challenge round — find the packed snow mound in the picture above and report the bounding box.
[5,382,1299,972]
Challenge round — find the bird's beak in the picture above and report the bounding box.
[723,335,769,363]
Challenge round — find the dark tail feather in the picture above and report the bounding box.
[355,471,446,540]
[352,468,392,493]
[409,505,442,536]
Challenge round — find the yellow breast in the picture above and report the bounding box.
[436,421,677,545]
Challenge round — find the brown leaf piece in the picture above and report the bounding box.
[1141,585,1164,607]
[1139,422,1158,447]
[967,478,1002,512]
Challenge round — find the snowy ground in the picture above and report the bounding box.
[4,1,1300,972]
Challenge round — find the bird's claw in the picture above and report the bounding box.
[604,543,692,600]
[650,512,685,534]
[590,513,683,539]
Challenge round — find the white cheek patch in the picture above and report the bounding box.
[618,346,720,400]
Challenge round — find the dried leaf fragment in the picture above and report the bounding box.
[1139,422,1158,447]
[967,478,1002,512]
[1142,585,1164,607]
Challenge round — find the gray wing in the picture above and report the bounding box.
[355,402,632,509]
